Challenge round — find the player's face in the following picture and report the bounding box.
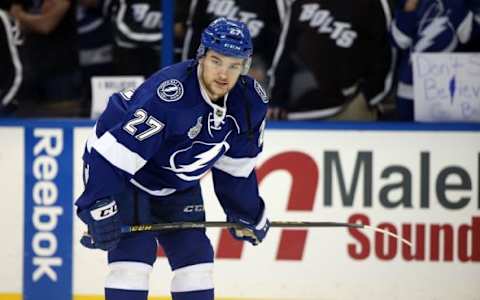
[199,50,244,101]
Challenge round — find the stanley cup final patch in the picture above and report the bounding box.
[157,79,184,102]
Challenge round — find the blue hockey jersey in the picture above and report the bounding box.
[390,0,476,120]
[76,60,268,223]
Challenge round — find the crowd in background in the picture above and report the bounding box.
[1,0,479,120]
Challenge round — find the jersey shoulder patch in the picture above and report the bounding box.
[157,79,184,102]
[254,80,269,103]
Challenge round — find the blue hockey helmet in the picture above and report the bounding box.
[197,17,253,60]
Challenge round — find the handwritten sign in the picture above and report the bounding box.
[412,53,480,122]
[90,76,144,118]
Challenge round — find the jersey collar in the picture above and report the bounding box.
[197,65,228,128]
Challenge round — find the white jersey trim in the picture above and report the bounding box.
[86,124,98,153]
[106,261,152,291]
[255,208,268,230]
[181,0,198,61]
[130,179,176,197]
[276,0,286,21]
[213,155,257,178]
[79,44,113,66]
[93,131,147,175]
[0,11,22,106]
[288,106,343,120]
[397,82,414,100]
[77,18,104,35]
[116,0,162,42]
[267,0,293,92]
[368,0,395,106]
[457,12,473,44]
[379,0,392,27]
[391,21,412,50]
[341,83,359,98]
[171,263,214,293]
[368,42,396,106]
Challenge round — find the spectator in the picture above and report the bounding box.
[77,0,114,116]
[0,1,23,116]
[10,0,81,116]
[181,0,285,88]
[390,0,477,120]
[100,0,190,78]
[268,0,395,121]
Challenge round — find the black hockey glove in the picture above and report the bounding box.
[78,198,121,251]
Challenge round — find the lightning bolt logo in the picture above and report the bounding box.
[177,143,224,173]
[164,137,231,181]
[415,16,449,52]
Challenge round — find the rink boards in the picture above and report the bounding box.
[0,120,479,300]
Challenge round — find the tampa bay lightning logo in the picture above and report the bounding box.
[157,79,184,102]
[164,138,231,181]
[415,1,456,52]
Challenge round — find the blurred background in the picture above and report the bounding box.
[1,0,479,121]
[1,1,480,300]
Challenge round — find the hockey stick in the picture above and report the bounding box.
[122,221,413,247]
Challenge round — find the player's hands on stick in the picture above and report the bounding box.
[228,208,270,246]
[78,198,121,251]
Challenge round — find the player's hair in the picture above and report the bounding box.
[196,17,253,75]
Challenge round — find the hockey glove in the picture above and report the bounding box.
[228,209,270,246]
[78,198,121,251]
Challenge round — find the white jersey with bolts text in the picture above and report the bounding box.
[269,0,395,114]
[182,0,285,65]
[76,60,268,223]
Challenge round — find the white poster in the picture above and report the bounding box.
[90,76,144,118]
[412,53,480,122]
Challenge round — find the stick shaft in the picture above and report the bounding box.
[120,221,412,247]
[122,221,364,233]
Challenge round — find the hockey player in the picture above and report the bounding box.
[391,0,477,120]
[75,17,270,300]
